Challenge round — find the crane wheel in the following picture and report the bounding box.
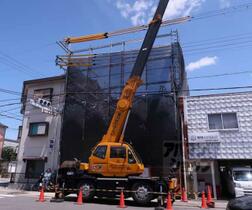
[77,181,95,201]
[132,182,153,205]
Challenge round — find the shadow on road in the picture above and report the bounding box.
[63,196,158,208]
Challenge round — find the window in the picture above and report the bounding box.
[93,146,107,159]
[34,88,53,102]
[222,113,238,129]
[128,150,136,164]
[17,126,22,139]
[233,170,252,181]
[208,114,222,129]
[28,122,49,136]
[208,113,238,130]
[110,146,126,158]
[25,160,45,178]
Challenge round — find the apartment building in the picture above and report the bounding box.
[15,75,65,184]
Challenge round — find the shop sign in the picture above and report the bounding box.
[189,132,220,143]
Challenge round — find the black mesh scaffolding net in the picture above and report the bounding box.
[59,40,188,177]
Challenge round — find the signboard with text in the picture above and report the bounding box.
[189,132,220,143]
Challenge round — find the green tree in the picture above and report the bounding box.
[1,146,17,161]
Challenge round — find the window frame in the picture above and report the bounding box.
[28,122,49,137]
[17,126,22,139]
[110,146,126,159]
[207,113,239,131]
[128,149,137,164]
[93,145,107,159]
[33,88,53,102]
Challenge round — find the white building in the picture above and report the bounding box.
[3,139,19,152]
[183,92,252,198]
[15,75,65,184]
[0,123,8,159]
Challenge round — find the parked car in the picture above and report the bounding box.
[226,167,252,197]
[232,168,252,197]
[226,196,252,210]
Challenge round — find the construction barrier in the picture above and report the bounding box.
[118,190,127,208]
[76,187,83,205]
[36,186,45,202]
[201,192,207,209]
[38,185,217,209]
[165,192,173,210]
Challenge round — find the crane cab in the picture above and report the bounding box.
[86,142,144,177]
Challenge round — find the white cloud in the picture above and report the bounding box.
[115,0,155,25]
[114,0,205,26]
[186,56,218,71]
[219,0,231,8]
[164,0,204,19]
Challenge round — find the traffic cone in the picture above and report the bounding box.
[76,187,83,205]
[207,186,215,208]
[118,190,126,208]
[37,186,45,202]
[165,192,173,210]
[201,192,207,209]
[181,187,188,202]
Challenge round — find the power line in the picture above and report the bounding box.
[192,2,252,21]
[2,85,252,122]
[0,98,21,103]
[0,113,22,121]
[0,103,21,108]
[182,32,252,47]
[187,70,252,80]
[0,88,21,96]
[0,57,36,78]
[0,107,21,113]
[0,50,46,78]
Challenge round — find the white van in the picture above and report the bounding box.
[231,167,252,197]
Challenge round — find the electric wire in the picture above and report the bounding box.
[1,67,252,100]
[0,50,46,78]
[3,84,252,121]
[0,113,22,121]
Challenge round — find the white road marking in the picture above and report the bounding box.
[0,194,16,198]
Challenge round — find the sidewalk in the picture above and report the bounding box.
[174,200,228,209]
[0,186,56,198]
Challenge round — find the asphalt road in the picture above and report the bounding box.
[0,190,228,210]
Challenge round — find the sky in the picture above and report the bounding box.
[1,0,252,139]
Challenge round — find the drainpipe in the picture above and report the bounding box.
[179,97,187,191]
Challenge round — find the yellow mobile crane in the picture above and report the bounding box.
[56,0,174,205]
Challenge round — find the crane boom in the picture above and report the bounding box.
[101,0,170,143]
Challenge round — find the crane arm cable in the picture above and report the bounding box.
[64,16,190,44]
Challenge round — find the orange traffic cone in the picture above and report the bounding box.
[201,192,207,209]
[76,187,83,205]
[118,190,126,208]
[181,188,188,202]
[207,186,215,208]
[207,186,212,203]
[37,186,45,202]
[165,192,173,210]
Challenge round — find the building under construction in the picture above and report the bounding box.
[57,31,188,177]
